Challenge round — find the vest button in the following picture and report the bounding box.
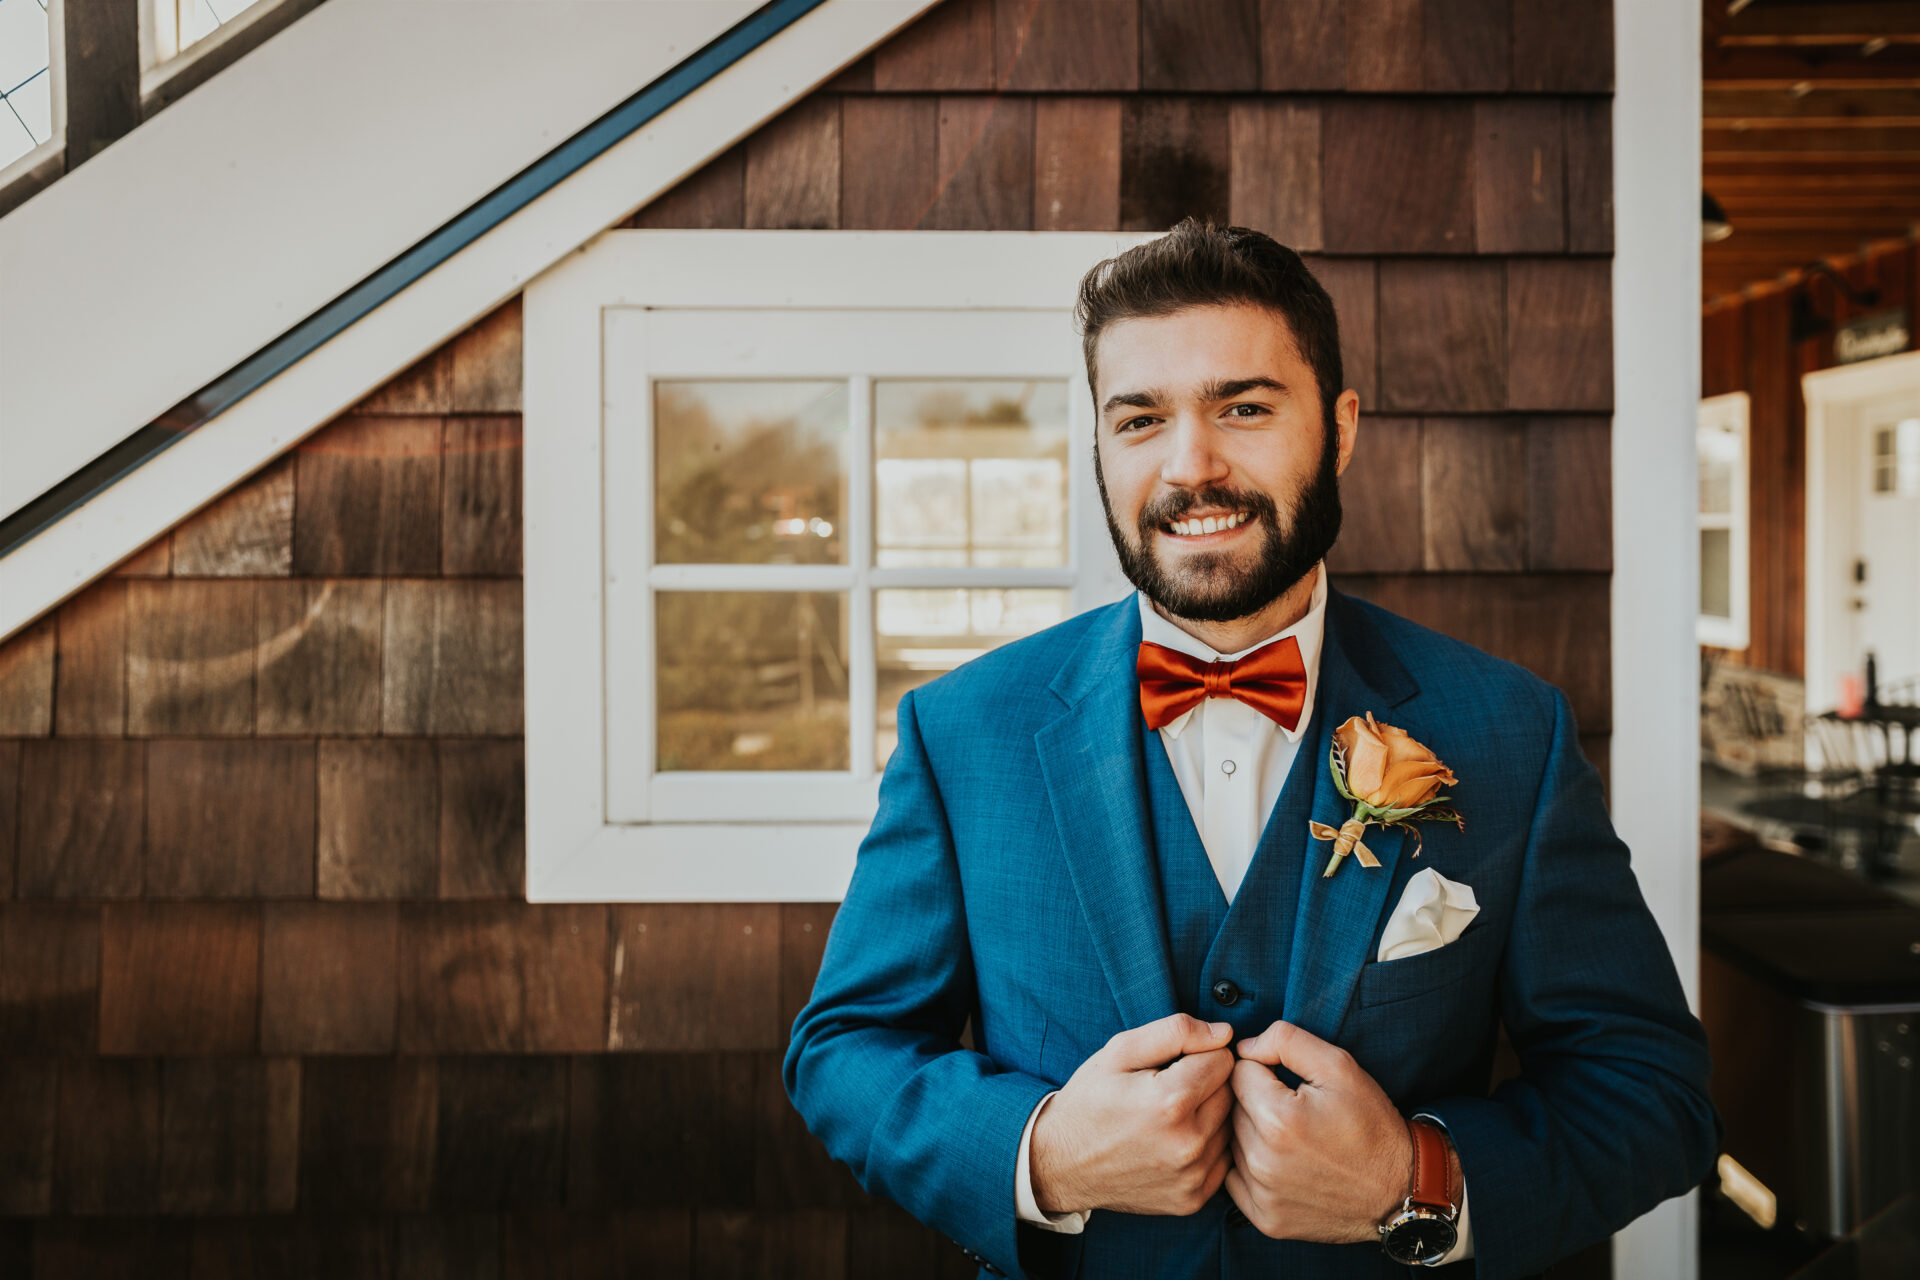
[1211,979,1241,1007]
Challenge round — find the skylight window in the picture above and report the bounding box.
[152,0,268,64]
[0,0,52,173]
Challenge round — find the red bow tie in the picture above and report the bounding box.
[1136,636,1308,732]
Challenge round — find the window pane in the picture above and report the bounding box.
[657,592,849,771]
[875,588,1068,766]
[1697,423,1739,516]
[875,380,1070,568]
[1701,528,1732,620]
[654,380,847,565]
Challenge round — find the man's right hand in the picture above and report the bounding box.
[1028,1013,1237,1218]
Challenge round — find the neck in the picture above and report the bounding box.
[1150,564,1320,655]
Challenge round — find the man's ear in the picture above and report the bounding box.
[1332,389,1360,478]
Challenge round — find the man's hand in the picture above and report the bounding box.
[1029,1013,1236,1217]
[1224,1020,1413,1242]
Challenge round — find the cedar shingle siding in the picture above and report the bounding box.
[0,1,1612,1272]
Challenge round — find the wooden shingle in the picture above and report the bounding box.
[109,534,171,578]
[744,93,841,231]
[396,1214,502,1279]
[381,579,523,735]
[926,95,1033,231]
[438,738,525,899]
[1421,418,1528,572]
[0,902,101,1054]
[567,1052,756,1209]
[429,1056,568,1209]
[54,1056,161,1214]
[37,1221,193,1280]
[1377,259,1506,413]
[54,579,126,736]
[354,348,452,415]
[1258,0,1345,91]
[292,415,443,576]
[1141,0,1259,92]
[397,903,607,1052]
[0,740,16,898]
[695,1210,847,1280]
[1120,98,1229,233]
[125,578,256,736]
[0,615,54,735]
[145,738,316,898]
[779,903,837,1035]
[1343,0,1421,92]
[1513,0,1611,93]
[318,738,439,899]
[1474,100,1565,255]
[254,578,385,735]
[1325,417,1422,575]
[874,0,993,91]
[1565,99,1613,254]
[188,1216,400,1280]
[502,1209,694,1279]
[1304,255,1379,412]
[170,455,295,577]
[1034,98,1120,231]
[299,1055,438,1212]
[627,144,746,230]
[608,904,781,1051]
[441,416,523,576]
[1527,417,1612,572]
[841,96,939,230]
[0,1058,55,1212]
[157,1057,300,1214]
[1507,258,1612,411]
[994,0,1139,91]
[16,738,144,900]
[449,297,525,415]
[99,903,260,1055]
[1424,0,1510,92]
[1323,99,1473,254]
[753,1049,866,1211]
[261,902,398,1054]
[1229,101,1322,252]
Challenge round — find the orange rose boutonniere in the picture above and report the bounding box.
[1310,712,1465,878]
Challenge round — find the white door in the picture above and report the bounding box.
[1855,403,1920,690]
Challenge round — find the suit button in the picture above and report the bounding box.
[1211,979,1241,1006]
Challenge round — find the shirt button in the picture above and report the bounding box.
[1220,759,1237,776]
[1211,979,1241,1006]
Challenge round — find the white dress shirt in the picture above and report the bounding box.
[1012,562,1473,1263]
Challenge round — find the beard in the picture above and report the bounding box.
[1093,434,1343,625]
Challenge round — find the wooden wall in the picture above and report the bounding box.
[1701,235,1920,681]
[0,2,1614,1275]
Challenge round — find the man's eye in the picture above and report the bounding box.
[1118,416,1152,432]
[1228,403,1265,418]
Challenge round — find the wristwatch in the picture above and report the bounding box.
[1378,1117,1461,1265]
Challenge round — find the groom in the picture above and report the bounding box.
[783,220,1718,1279]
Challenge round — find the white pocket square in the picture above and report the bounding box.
[1376,867,1480,962]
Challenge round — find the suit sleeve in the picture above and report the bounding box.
[783,688,1058,1275]
[1420,685,1722,1280]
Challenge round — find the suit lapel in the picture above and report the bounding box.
[1281,589,1422,1041]
[1036,601,1179,1029]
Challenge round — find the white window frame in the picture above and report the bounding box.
[523,230,1147,902]
[0,0,65,189]
[138,0,286,98]
[1696,391,1749,650]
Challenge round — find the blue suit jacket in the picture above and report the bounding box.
[784,587,1718,1279]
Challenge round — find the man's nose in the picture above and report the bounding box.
[1160,415,1231,489]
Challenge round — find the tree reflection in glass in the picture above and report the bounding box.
[656,591,850,771]
[874,381,1069,568]
[654,380,848,565]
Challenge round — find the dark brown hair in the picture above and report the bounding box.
[1073,217,1344,438]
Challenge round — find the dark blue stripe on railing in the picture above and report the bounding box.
[0,0,830,560]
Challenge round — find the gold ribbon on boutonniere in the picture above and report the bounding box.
[1310,712,1466,878]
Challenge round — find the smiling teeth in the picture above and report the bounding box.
[1169,512,1249,536]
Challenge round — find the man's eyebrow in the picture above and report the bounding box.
[1100,376,1290,416]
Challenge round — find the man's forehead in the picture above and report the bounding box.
[1093,305,1308,402]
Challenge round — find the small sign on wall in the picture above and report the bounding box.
[1834,308,1911,364]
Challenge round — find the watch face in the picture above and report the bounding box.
[1382,1211,1458,1265]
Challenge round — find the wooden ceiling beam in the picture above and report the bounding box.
[1705,43,1920,85]
[1705,87,1920,118]
[1718,3,1920,40]
[1704,124,1920,151]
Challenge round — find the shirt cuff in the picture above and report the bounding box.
[1015,1090,1089,1233]
[1413,1111,1473,1264]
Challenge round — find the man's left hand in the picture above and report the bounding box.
[1223,1020,1413,1243]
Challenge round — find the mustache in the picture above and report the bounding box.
[1137,485,1280,531]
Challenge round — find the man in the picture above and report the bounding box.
[783,219,1718,1279]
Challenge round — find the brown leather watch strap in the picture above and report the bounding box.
[1407,1119,1457,1213]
